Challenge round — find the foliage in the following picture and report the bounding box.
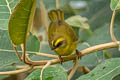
[110,0,120,10]
[42,66,68,80]
[25,70,41,80]
[8,0,37,45]
[0,0,18,30]
[0,0,120,80]
[77,58,120,80]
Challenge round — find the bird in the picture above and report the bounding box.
[48,9,79,63]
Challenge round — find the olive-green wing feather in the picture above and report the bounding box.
[48,9,64,22]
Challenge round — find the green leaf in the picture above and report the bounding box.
[30,41,55,61]
[0,0,19,30]
[103,50,111,59]
[112,74,120,80]
[76,58,120,80]
[0,64,16,79]
[0,30,18,66]
[65,15,90,29]
[26,34,40,52]
[65,15,92,39]
[0,75,9,80]
[110,0,120,10]
[79,29,93,41]
[0,65,16,80]
[0,65,16,72]
[87,24,120,45]
[25,70,41,80]
[40,41,55,55]
[0,30,40,66]
[77,24,120,67]
[42,66,68,80]
[74,0,112,30]
[8,0,37,45]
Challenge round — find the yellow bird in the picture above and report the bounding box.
[48,9,78,62]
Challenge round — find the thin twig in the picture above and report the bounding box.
[40,61,51,80]
[82,66,90,74]
[110,10,117,42]
[11,42,22,61]
[0,66,32,75]
[77,66,90,74]
[13,46,22,61]
[16,65,30,69]
[0,49,58,59]
[16,65,43,70]
[14,42,120,66]
[80,41,119,56]
[30,52,58,59]
[23,41,119,66]
[68,57,78,80]
[20,44,33,65]
[56,0,59,9]
[39,0,48,30]
[21,44,26,63]
[67,66,90,75]
[0,41,119,75]
[16,65,56,70]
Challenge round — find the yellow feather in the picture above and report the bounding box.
[48,9,78,56]
[51,40,54,46]
[55,38,64,47]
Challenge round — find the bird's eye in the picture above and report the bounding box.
[56,41,63,47]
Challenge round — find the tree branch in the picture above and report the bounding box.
[0,49,58,59]
[110,10,117,42]
[0,41,119,75]
[26,41,119,66]
[68,57,78,80]
[29,52,58,59]
[0,66,32,75]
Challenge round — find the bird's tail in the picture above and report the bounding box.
[48,9,64,22]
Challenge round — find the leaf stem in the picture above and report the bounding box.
[5,0,12,14]
[13,45,22,61]
[21,44,26,63]
[110,10,117,42]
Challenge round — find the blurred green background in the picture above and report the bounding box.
[0,0,120,80]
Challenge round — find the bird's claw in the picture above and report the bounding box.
[76,50,82,59]
[58,56,64,64]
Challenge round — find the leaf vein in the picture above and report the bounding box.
[9,0,15,4]
[96,65,120,80]
[5,0,12,14]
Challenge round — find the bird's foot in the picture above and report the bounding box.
[76,50,82,59]
[58,56,64,64]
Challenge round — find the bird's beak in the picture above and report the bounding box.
[51,46,56,50]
